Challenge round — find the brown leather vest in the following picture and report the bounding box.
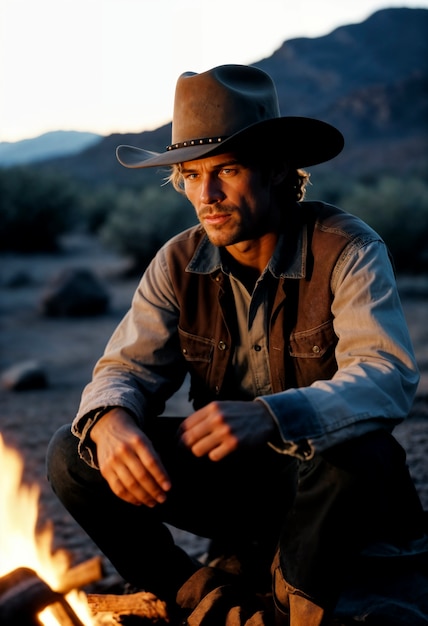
[164,202,379,408]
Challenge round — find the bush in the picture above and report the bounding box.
[339,176,428,272]
[77,184,120,233]
[0,167,77,251]
[100,184,196,271]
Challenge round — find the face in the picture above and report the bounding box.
[181,152,282,248]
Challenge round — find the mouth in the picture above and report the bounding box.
[202,212,232,227]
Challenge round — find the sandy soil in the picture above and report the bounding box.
[1,234,427,584]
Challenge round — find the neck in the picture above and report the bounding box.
[225,231,278,280]
[226,231,279,273]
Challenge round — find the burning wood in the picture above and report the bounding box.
[0,562,170,625]
[87,590,169,622]
[56,556,104,595]
[0,567,86,626]
[0,435,169,624]
[0,435,101,624]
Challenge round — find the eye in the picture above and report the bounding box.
[183,172,198,181]
[220,167,237,176]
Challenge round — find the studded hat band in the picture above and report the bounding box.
[166,136,226,151]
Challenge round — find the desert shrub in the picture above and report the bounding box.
[100,184,196,271]
[77,184,120,233]
[339,176,428,272]
[0,167,77,251]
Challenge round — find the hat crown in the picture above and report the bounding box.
[116,64,344,170]
[171,65,281,145]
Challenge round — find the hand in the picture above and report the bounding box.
[90,408,171,507]
[179,400,276,461]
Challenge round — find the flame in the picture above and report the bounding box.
[0,434,95,625]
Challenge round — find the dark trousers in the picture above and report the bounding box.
[46,419,425,610]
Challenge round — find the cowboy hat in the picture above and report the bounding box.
[116,64,344,170]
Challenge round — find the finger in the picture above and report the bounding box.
[133,438,172,493]
[193,433,238,460]
[179,405,221,445]
[121,444,171,504]
[106,428,172,493]
[178,406,209,434]
[186,431,216,457]
[181,412,231,450]
[112,461,165,507]
[180,420,209,448]
[100,440,171,506]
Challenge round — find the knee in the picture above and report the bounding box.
[322,429,405,476]
[46,424,79,487]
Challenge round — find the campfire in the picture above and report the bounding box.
[0,435,169,625]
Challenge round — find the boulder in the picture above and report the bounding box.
[0,361,48,391]
[40,267,110,317]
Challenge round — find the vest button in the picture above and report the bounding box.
[253,344,262,352]
[312,345,321,354]
[182,348,188,355]
[218,341,227,350]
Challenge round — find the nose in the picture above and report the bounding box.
[199,174,224,205]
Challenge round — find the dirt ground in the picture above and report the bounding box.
[1,234,427,585]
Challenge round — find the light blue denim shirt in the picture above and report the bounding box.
[257,236,419,458]
[73,218,419,466]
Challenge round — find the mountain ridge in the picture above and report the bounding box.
[0,130,102,166]
[4,7,427,183]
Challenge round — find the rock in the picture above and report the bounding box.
[0,361,48,391]
[39,267,110,317]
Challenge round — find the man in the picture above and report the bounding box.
[47,65,425,625]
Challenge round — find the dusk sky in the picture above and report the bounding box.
[1,0,426,143]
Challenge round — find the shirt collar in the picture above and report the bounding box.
[186,218,307,280]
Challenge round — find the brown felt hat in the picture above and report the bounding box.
[116,64,344,169]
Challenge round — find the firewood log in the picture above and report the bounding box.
[87,590,169,622]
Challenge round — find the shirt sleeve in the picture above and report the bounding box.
[256,239,420,460]
[71,247,186,465]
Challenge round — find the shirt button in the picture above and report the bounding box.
[218,341,227,351]
[312,345,321,354]
[253,344,262,352]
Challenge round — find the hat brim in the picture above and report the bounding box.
[116,117,344,170]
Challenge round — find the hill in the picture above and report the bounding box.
[255,7,428,175]
[0,131,101,166]
[36,7,428,186]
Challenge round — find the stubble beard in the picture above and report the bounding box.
[198,203,267,248]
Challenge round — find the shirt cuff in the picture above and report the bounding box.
[255,390,319,460]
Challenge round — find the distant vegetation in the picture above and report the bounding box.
[1,165,428,274]
[0,167,77,251]
[306,170,428,272]
[95,184,195,270]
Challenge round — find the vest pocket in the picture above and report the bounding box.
[288,320,338,387]
[178,327,215,363]
[288,319,337,359]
